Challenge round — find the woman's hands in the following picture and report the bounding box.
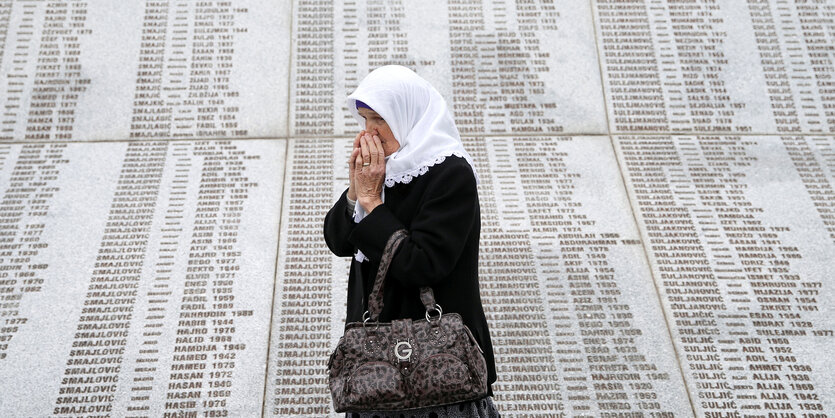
[348,130,386,213]
[346,131,363,202]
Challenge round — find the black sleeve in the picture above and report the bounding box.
[348,160,478,287]
[323,188,358,257]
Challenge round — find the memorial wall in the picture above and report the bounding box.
[0,0,832,417]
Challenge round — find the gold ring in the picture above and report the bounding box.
[362,163,370,167]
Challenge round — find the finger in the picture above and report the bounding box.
[349,149,359,176]
[354,130,364,149]
[355,153,364,172]
[367,135,380,167]
[360,135,371,164]
[371,135,384,167]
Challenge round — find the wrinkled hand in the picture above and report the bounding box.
[347,130,364,202]
[353,132,385,213]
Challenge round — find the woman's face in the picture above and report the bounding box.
[358,107,400,156]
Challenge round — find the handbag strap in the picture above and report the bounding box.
[366,229,438,321]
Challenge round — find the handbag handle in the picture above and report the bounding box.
[365,229,439,323]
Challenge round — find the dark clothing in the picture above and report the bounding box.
[323,155,497,394]
[348,396,500,418]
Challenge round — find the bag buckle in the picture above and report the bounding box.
[394,339,413,375]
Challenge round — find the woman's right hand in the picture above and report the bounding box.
[347,130,365,201]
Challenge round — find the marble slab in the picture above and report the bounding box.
[0,0,834,416]
[265,136,692,416]
[263,138,340,416]
[473,135,692,416]
[0,0,291,142]
[0,139,285,416]
[592,0,835,135]
[290,0,608,137]
[614,134,835,415]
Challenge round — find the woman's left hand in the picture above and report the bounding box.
[354,132,385,212]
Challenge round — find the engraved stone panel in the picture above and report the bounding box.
[0,0,834,416]
[592,0,835,134]
[290,0,608,137]
[264,138,335,416]
[265,136,692,416]
[615,134,835,415]
[472,135,690,416]
[0,139,285,416]
[0,1,291,142]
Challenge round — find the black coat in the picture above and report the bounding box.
[323,155,497,392]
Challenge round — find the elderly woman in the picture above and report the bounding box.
[323,65,499,417]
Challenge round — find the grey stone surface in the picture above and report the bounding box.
[592,0,835,134]
[468,135,691,416]
[264,138,342,416]
[0,139,285,416]
[265,136,693,416]
[0,1,291,142]
[0,0,833,417]
[291,0,608,136]
[614,134,835,415]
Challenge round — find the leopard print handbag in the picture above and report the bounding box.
[328,230,489,412]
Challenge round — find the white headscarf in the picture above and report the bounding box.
[347,65,479,262]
